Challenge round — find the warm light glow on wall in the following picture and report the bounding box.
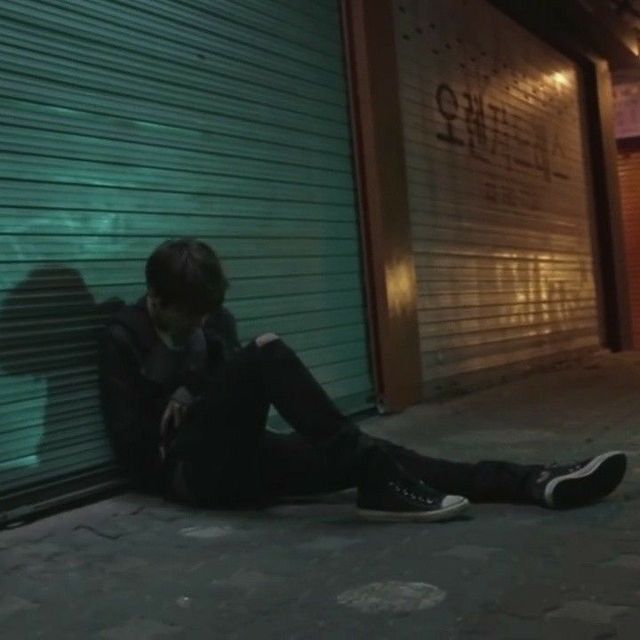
[385,257,416,317]
[552,71,570,88]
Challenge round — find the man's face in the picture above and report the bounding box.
[147,294,208,344]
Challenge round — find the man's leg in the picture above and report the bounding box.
[372,438,541,504]
[177,334,362,507]
[257,431,626,510]
[176,340,272,507]
[249,335,365,476]
[258,431,355,499]
[240,338,534,504]
[185,335,469,520]
[230,337,472,519]
[256,430,540,504]
[182,335,626,514]
[366,438,627,509]
[252,335,626,509]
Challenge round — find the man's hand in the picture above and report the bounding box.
[159,398,189,462]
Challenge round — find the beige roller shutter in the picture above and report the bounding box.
[393,0,601,395]
[617,149,640,348]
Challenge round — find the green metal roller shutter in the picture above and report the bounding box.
[0,0,373,510]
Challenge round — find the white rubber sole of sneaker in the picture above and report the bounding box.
[544,450,627,508]
[357,497,470,523]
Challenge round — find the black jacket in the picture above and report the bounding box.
[97,295,240,491]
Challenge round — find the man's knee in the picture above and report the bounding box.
[255,332,280,348]
[254,333,297,364]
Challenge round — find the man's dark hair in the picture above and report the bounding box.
[145,238,229,314]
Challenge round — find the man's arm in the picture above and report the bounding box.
[206,306,241,352]
[182,306,241,399]
[223,307,241,351]
[97,324,161,471]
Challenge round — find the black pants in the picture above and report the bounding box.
[178,338,542,508]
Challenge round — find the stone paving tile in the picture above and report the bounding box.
[434,544,503,562]
[0,595,40,618]
[545,601,630,624]
[458,610,620,640]
[601,554,640,570]
[97,618,183,640]
[612,610,640,639]
[3,352,640,639]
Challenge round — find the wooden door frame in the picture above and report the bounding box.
[339,0,423,412]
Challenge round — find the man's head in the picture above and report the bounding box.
[145,238,228,342]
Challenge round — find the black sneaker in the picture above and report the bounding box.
[531,451,627,509]
[357,476,469,522]
[356,447,469,522]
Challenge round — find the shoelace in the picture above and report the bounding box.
[389,480,436,505]
[536,461,586,484]
[548,461,585,473]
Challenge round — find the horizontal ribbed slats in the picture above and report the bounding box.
[617,150,640,348]
[0,0,373,498]
[393,0,600,394]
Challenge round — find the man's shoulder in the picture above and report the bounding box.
[101,296,155,350]
[100,295,145,323]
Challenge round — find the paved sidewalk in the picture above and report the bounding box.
[2,351,640,639]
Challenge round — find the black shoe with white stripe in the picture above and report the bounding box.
[357,477,469,522]
[356,447,469,522]
[531,451,627,509]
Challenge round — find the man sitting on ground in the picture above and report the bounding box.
[98,237,627,522]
